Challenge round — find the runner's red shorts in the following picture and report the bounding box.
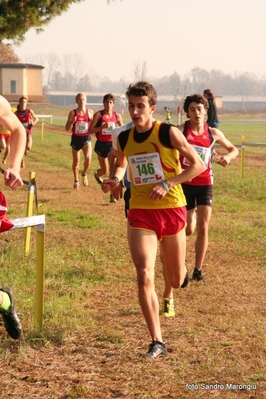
[128,207,187,240]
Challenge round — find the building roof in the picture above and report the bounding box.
[0,63,44,69]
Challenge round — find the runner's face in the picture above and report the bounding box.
[76,95,86,108]
[20,99,27,110]
[128,95,155,129]
[187,102,205,123]
[104,100,114,112]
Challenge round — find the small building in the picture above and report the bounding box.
[0,63,44,103]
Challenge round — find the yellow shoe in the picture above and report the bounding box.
[82,174,88,187]
[162,297,175,317]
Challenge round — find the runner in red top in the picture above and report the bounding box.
[180,120,214,186]
[88,93,123,202]
[15,97,39,168]
[65,93,93,189]
[163,94,238,310]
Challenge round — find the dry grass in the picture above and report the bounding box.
[0,122,265,399]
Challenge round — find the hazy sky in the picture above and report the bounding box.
[14,0,266,81]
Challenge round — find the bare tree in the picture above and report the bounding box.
[50,71,65,90]
[72,53,88,90]
[132,60,148,81]
[76,73,92,92]
[64,72,75,91]
[45,53,61,89]
[61,54,73,79]
[141,60,148,81]
[190,66,210,93]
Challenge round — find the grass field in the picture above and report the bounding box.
[0,107,265,398]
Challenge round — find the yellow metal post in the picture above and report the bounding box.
[240,135,245,179]
[35,220,45,331]
[37,203,45,215]
[41,122,44,141]
[10,213,46,331]
[24,172,35,255]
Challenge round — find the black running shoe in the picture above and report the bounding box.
[192,268,204,281]
[0,287,22,339]
[142,341,168,358]
[181,269,189,288]
[94,172,103,185]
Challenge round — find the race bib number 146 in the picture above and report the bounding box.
[128,153,164,185]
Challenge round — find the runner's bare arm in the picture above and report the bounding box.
[65,110,76,131]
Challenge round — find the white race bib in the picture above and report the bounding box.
[75,121,88,134]
[128,152,164,185]
[183,145,211,169]
[102,122,115,135]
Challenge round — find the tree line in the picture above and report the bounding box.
[1,44,266,97]
[40,55,266,98]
